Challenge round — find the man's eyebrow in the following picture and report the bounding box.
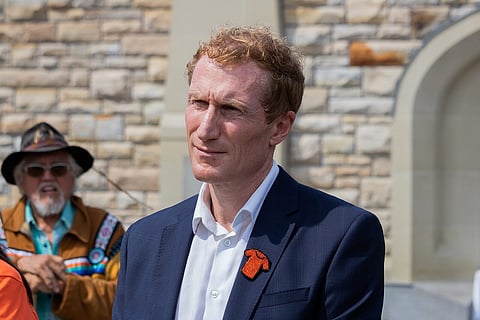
[222,98,244,106]
[187,91,201,99]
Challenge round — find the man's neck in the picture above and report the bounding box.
[206,175,270,230]
[33,212,61,242]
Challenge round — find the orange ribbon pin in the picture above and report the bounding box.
[241,249,270,280]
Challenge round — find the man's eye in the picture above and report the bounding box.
[223,105,240,112]
[190,99,207,107]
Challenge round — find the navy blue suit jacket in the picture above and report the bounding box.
[113,168,385,319]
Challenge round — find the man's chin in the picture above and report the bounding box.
[192,173,223,184]
[31,199,64,217]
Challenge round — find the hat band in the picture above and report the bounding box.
[23,139,68,151]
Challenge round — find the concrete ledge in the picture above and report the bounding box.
[383,282,473,320]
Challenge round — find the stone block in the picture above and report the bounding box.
[360,177,391,207]
[285,6,344,24]
[102,20,141,34]
[33,114,68,133]
[290,165,335,189]
[95,116,124,141]
[12,44,36,67]
[301,87,328,112]
[333,24,376,41]
[1,114,38,133]
[5,0,47,21]
[148,57,168,81]
[291,133,321,163]
[134,145,160,167]
[48,8,86,21]
[83,191,116,208]
[356,124,391,154]
[294,114,340,133]
[286,25,330,55]
[378,24,412,40]
[144,9,171,32]
[0,69,69,87]
[104,56,147,69]
[314,67,361,87]
[104,101,142,114]
[108,167,159,191]
[47,0,71,9]
[143,101,165,124]
[122,35,169,55]
[58,22,101,42]
[364,67,403,96]
[372,157,391,176]
[0,88,13,104]
[70,68,89,86]
[411,6,449,37]
[329,188,359,204]
[70,115,96,140]
[330,97,393,114]
[91,70,130,99]
[322,134,354,154]
[0,24,24,42]
[125,125,160,142]
[116,190,145,210]
[24,23,55,42]
[346,0,388,24]
[335,177,359,188]
[16,88,56,111]
[132,82,165,100]
[133,0,172,8]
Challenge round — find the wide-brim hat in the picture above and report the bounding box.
[1,122,94,185]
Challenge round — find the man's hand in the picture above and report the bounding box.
[18,254,66,294]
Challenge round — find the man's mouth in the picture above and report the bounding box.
[194,144,224,155]
[40,185,58,193]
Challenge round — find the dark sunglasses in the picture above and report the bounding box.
[23,163,71,178]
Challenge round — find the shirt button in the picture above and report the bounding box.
[211,290,219,298]
[224,239,231,247]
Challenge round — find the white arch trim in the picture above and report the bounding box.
[391,10,480,282]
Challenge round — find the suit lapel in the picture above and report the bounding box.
[150,198,196,318]
[223,168,299,320]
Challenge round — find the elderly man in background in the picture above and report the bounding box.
[0,122,124,320]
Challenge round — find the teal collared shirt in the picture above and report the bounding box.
[26,200,75,320]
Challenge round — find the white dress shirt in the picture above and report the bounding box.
[175,162,279,320]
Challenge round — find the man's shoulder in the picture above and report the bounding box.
[289,175,378,223]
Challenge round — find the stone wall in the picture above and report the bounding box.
[0,0,478,264]
[0,0,171,226]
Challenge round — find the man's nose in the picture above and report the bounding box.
[197,106,220,140]
[42,167,55,179]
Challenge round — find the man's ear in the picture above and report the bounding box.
[269,111,296,146]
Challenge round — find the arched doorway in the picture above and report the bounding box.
[391,10,480,282]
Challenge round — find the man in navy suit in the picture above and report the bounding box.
[113,25,385,320]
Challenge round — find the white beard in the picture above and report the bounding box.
[30,184,66,217]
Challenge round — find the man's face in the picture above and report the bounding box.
[185,56,290,187]
[19,150,75,217]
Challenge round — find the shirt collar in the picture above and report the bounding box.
[192,161,279,235]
